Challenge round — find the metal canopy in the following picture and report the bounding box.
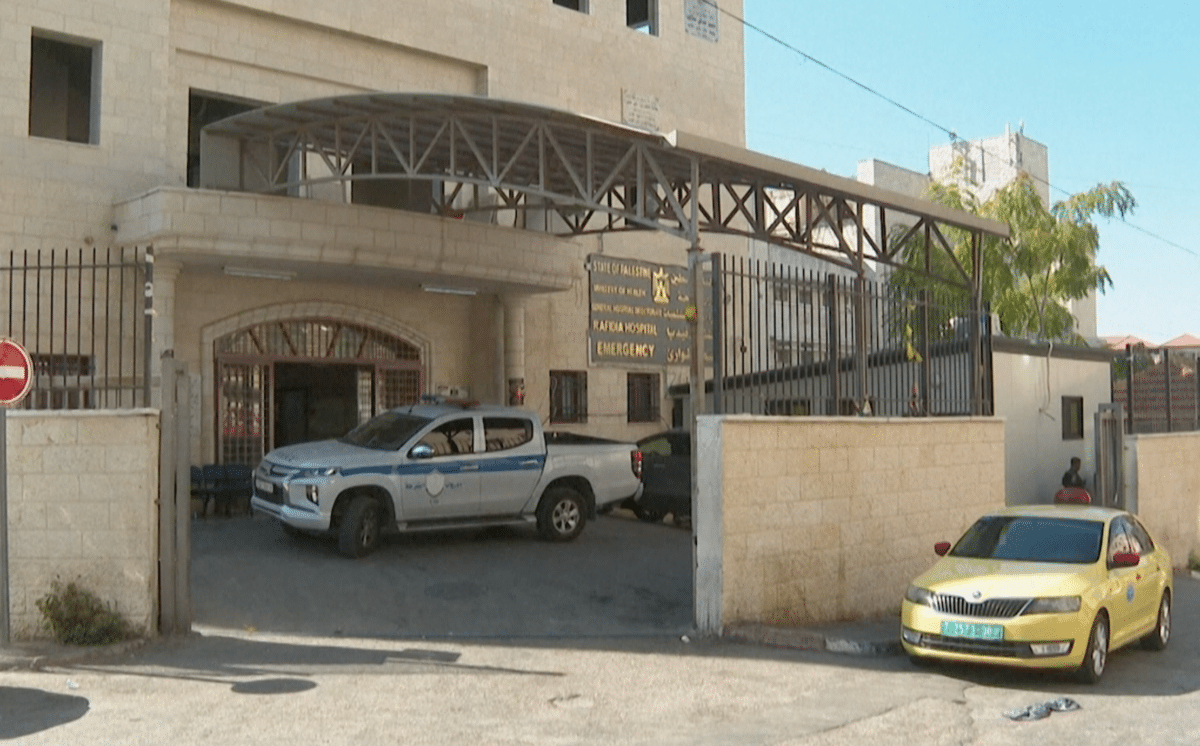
[203,93,1008,290]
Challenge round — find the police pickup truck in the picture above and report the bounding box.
[250,400,644,557]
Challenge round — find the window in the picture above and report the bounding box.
[412,418,475,457]
[550,371,587,424]
[29,32,99,144]
[627,0,658,34]
[483,417,534,452]
[627,372,660,423]
[553,0,588,11]
[1062,396,1084,440]
[188,91,258,188]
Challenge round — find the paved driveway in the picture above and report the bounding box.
[191,512,693,639]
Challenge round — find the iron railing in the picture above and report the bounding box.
[0,247,151,409]
[1113,345,1200,434]
[707,254,992,417]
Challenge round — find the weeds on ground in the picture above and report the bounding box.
[35,580,143,646]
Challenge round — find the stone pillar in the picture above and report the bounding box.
[502,294,526,406]
[150,259,181,409]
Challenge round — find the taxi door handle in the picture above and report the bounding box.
[520,459,539,466]
[460,464,479,472]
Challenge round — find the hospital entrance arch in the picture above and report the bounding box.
[214,317,423,467]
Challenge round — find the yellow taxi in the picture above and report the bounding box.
[901,491,1173,683]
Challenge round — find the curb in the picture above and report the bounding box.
[0,637,149,671]
[724,623,902,657]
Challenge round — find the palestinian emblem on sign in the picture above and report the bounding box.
[425,470,445,497]
[652,267,671,305]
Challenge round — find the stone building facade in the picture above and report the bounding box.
[4,0,748,463]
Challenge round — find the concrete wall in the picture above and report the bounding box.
[991,341,1114,506]
[1126,431,1200,568]
[695,415,1005,633]
[4,411,159,641]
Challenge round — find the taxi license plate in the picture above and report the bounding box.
[941,621,1003,641]
[254,478,274,495]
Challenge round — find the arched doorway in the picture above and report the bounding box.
[214,318,423,465]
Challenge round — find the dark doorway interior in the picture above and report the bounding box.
[274,362,359,447]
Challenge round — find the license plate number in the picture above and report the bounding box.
[255,478,274,494]
[941,621,1004,641]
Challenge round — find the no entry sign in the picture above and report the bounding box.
[0,338,33,405]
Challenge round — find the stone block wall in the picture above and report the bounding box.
[4,410,158,640]
[1128,432,1200,568]
[696,415,1006,632]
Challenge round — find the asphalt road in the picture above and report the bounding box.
[190,510,694,639]
[3,574,1197,745]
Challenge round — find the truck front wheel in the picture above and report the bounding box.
[339,495,382,558]
[537,486,587,542]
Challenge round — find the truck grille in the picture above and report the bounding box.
[930,595,1029,619]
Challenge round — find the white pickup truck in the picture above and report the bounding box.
[250,400,644,557]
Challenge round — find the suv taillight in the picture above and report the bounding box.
[631,449,643,480]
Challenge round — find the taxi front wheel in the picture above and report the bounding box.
[1076,613,1108,685]
[1141,592,1171,651]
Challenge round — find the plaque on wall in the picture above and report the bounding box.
[587,254,710,367]
[684,0,719,43]
[621,90,660,132]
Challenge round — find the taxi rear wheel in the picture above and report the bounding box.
[1141,591,1171,651]
[1076,613,1108,684]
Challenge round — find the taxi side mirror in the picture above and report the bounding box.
[934,541,951,556]
[1112,551,1140,567]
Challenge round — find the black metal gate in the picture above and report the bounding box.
[708,253,992,417]
[0,247,152,409]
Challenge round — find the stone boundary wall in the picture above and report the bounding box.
[4,411,159,640]
[1127,432,1200,568]
[696,415,1006,633]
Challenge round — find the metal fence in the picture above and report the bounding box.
[1112,345,1200,434]
[707,254,992,417]
[0,247,152,409]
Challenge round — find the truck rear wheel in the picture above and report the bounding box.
[339,495,382,558]
[537,486,587,542]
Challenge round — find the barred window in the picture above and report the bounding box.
[627,372,660,423]
[550,370,587,424]
[1062,396,1084,440]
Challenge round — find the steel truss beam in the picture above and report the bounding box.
[204,94,1007,294]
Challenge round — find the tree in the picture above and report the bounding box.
[891,162,1136,343]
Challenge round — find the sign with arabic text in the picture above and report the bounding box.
[588,254,710,367]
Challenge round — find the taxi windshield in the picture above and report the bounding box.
[949,516,1104,564]
[340,411,430,450]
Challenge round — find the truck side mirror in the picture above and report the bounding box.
[410,444,435,459]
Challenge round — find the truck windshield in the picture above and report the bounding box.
[340,412,431,451]
[949,516,1103,564]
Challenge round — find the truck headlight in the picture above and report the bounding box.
[299,467,339,478]
[1022,596,1081,614]
[905,586,934,607]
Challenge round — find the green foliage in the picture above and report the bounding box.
[890,158,1135,343]
[1190,550,1200,572]
[35,580,143,646]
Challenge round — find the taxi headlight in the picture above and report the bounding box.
[1022,596,1081,614]
[905,585,934,607]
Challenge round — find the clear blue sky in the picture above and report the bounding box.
[741,1,1198,346]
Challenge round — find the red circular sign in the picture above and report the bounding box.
[0,338,33,405]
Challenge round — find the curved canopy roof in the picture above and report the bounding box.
[203,93,1008,287]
